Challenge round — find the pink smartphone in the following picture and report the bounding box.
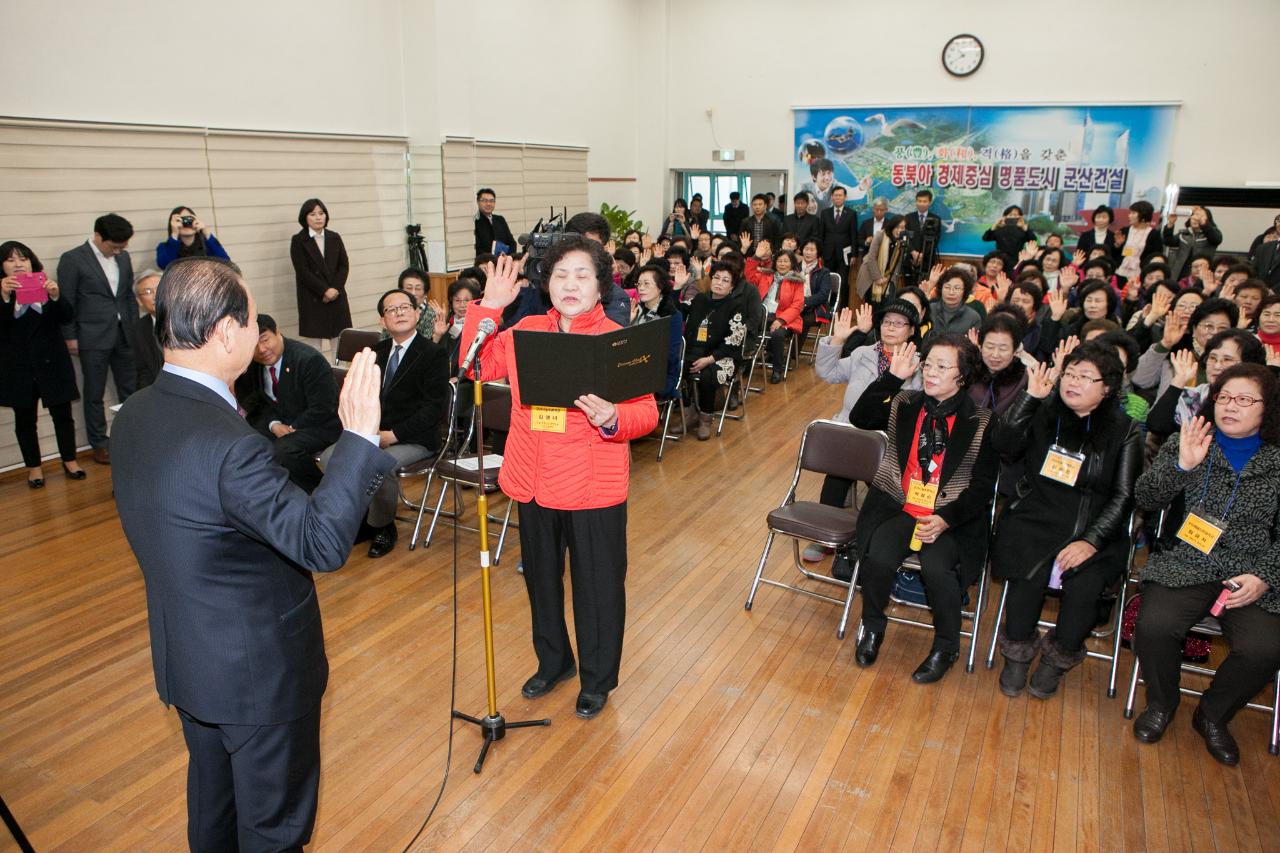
[15,271,48,305]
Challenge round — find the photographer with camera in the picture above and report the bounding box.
[156,206,230,270]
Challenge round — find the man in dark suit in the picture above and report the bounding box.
[1253,237,1280,292]
[234,313,341,492]
[903,188,943,286]
[819,185,858,281]
[857,197,891,257]
[722,191,748,237]
[321,288,450,557]
[57,213,138,463]
[127,268,164,390]
[474,187,517,260]
[783,191,822,251]
[112,257,394,852]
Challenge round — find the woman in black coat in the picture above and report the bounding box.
[684,260,751,440]
[1074,205,1119,263]
[982,204,1035,259]
[290,198,351,344]
[0,241,84,487]
[990,341,1142,698]
[847,333,998,684]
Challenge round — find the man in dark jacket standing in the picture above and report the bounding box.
[112,257,394,852]
[819,186,858,281]
[722,191,749,237]
[474,187,516,259]
[128,268,164,390]
[783,192,822,250]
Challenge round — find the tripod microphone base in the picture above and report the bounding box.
[451,710,552,773]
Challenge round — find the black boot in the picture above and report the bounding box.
[1027,633,1086,700]
[998,634,1039,697]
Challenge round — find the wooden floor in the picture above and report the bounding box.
[3,364,1279,852]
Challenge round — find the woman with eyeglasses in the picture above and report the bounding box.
[846,334,997,684]
[1130,364,1280,765]
[1132,297,1239,398]
[968,310,1028,416]
[990,341,1142,698]
[925,267,982,341]
[1146,329,1266,439]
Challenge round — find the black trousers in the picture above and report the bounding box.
[1003,567,1110,652]
[79,327,135,448]
[858,512,964,653]
[10,400,78,467]
[820,474,854,509]
[271,430,331,493]
[177,704,321,853]
[517,499,628,695]
[1135,581,1280,724]
[766,324,792,373]
[690,363,725,413]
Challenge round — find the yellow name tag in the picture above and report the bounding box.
[696,322,709,342]
[1176,511,1225,555]
[530,406,567,433]
[1040,446,1084,487]
[905,479,938,511]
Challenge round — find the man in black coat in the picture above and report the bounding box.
[1253,238,1280,292]
[127,268,164,390]
[722,191,749,237]
[57,213,138,463]
[321,289,450,557]
[857,197,891,257]
[111,257,394,852]
[235,313,341,492]
[783,192,822,251]
[819,186,858,281]
[474,187,517,259]
[903,188,943,286]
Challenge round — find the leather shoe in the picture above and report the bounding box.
[92,446,110,465]
[1132,707,1176,744]
[855,630,883,668]
[1192,707,1239,766]
[366,523,397,558]
[769,371,783,384]
[27,476,44,489]
[62,463,87,481]
[911,649,959,684]
[575,691,608,719]
[521,664,577,699]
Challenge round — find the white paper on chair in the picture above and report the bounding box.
[454,454,503,471]
[109,403,123,413]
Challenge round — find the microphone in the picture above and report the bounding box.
[459,318,497,372]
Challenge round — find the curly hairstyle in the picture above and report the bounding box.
[635,262,672,296]
[537,233,615,301]
[1201,328,1266,370]
[1061,340,1125,399]
[937,266,975,301]
[1200,363,1280,445]
[921,333,982,389]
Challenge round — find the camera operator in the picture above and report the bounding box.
[904,189,942,287]
[156,206,230,269]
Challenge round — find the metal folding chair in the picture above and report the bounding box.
[800,272,842,362]
[745,420,887,639]
[984,510,1142,697]
[635,336,688,461]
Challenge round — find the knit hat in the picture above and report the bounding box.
[878,298,920,329]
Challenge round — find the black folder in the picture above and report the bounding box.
[512,319,670,408]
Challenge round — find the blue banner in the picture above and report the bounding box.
[793,104,1177,256]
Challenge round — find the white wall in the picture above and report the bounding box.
[640,0,1280,224]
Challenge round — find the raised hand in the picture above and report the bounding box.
[1220,280,1237,301]
[1052,335,1080,368]
[831,307,856,344]
[1048,289,1068,321]
[427,299,448,340]
[888,341,919,380]
[1114,229,1127,247]
[966,327,980,347]
[690,223,702,239]
[1026,360,1058,398]
[994,271,1012,303]
[1169,348,1199,388]
[480,254,521,309]
[1177,415,1214,471]
[1266,344,1280,368]
[1072,249,1086,267]
[1161,312,1188,349]
[1147,286,1172,322]
[854,302,873,333]
[338,349,382,437]
[1058,265,1080,292]
[1019,241,1038,262]
[927,263,946,288]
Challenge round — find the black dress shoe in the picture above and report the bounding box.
[62,463,86,481]
[911,649,959,684]
[855,630,883,668]
[1192,707,1240,766]
[521,664,577,699]
[769,371,783,384]
[27,477,44,489]
[575,692,608,719]
[367,523,397,558]
[1132,707,1176,744]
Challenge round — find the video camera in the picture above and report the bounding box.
[518,208,569,288]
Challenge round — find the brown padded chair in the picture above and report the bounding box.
[745,419,887,639]
[334,328,381,365]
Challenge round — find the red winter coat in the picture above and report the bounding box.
[460,302,659,510]
[744,258,804,333]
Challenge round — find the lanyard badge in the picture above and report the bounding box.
[1040,444,1086,487]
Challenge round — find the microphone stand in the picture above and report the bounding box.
[451,352,550,773]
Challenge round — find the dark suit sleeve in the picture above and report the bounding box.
[390,343,450,447]
[290,234,329,298]
[497,216,516,251]
[55,251,82,340]
[219,430,394,573]
[290,350,341,433]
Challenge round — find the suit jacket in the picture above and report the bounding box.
[782,212,822,250]
[234,338,341,444]
[819,205,858,268]
[290,229,351,340]
[857,216,888,256]
[127,313,164,391]
[722,202,749,237]
[0,294,79,407]
[111,369,394,724]
[904,210,943,253]
[739,213,782,248]
[474,213,516,257]
[1253,240,1280,291]
[376,333,450,450]
[56,241,136,350]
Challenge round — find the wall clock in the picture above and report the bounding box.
[943,34,984,77]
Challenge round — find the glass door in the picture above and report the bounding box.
[682,172,751,233]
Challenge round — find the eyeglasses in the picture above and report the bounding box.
[921,361,955,375]
[136,288,156,296]
[382,303,417,316]
[1196,321,1229,334]
[881,318,911,329]
[1213,392,1261,408]
[1206,353,1239,367]
[1061,370,1104,385]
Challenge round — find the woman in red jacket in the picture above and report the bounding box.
[461,236,658,719]
[746,248,806,383]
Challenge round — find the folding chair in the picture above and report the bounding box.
[718,334,764,435]
[653,337,688,461]
[1122,509,1280,754]
[984,510,1142,697]
[745,420,887,639]
[334,328,381,365]
[417,383,518,563]
[852,475,1002,673]
[800,272,842,362]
